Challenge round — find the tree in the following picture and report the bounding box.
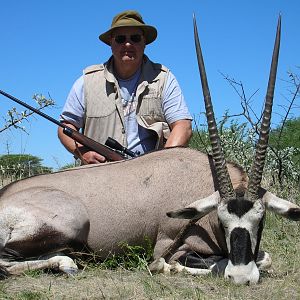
[1,94,55,186]
[0,154,52,185]
[269,117,300,149]
[268,117,300,184]
[190,69,300,187]
[0,94,55,133]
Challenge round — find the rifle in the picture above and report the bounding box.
[0,90,131,162]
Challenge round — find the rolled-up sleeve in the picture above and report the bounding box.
[60,76,85,129]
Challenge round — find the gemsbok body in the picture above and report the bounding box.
[0,15,299,285]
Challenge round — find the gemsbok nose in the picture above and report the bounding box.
[225,261,260,285]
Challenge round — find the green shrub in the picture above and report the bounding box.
[189,119,300,187]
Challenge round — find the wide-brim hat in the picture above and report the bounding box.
[99,10,157,46]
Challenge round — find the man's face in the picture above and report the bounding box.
[110,27,145,66]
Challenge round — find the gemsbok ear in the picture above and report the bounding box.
[262,190,300,221]
[167,191,220,220]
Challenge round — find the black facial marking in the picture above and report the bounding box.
[227,199,254,218]
[229,227,253,265]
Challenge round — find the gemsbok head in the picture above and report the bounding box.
[167,15,300,285]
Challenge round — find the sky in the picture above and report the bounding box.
[1,1,299,169]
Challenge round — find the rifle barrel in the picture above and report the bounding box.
[0,90,126,161]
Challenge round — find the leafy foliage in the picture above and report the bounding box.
[266,117,300,184]
[59,161,81,170]
[0,94,55,133]
[189,118,300,186]
[270,118,300,148]
[100,238,153,271]
[269,117,300,164]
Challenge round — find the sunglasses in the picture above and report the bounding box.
[113,34,143,44]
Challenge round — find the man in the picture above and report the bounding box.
[58,10,192,164]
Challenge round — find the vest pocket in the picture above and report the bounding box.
[84,109,124,145]
[86,100,116,117]
[140,95,164,119]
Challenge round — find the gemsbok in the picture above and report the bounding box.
[0,15,299,285]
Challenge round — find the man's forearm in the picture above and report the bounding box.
[165,119,192,148]
[57,124,82,154]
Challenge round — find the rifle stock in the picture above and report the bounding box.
[62,126,125,161]
[0,90,126,162]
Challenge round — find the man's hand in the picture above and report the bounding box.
[74,147,106,164]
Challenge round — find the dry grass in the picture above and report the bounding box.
[1,259,300,300]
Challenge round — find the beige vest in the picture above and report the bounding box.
[83,56,170,149]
